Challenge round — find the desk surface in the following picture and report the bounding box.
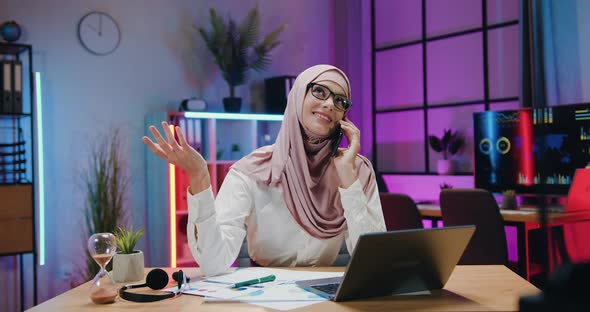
[418,204,590,224]
[28,265,538,312]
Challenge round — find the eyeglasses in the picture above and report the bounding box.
[306,83,352,112]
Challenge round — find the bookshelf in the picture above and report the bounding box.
[145,111,283,267]
[0,42,37,309]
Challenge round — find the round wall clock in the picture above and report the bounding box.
[77,11,121,55]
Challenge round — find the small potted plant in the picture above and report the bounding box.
[439,182,454,190]
[429,129,465,175]
[112,226,145,282]
[231,143,241,159]
[199,6,286,112]
[501,189,518,210]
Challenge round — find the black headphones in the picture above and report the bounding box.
[118,268,190,302]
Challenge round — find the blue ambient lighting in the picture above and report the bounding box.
[35,72,45,266]
[184,111,284,121]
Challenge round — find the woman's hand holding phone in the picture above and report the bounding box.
[330,125,343,157]
[143,121,211,195]
[332,117,361,188]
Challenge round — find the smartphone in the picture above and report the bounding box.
[331,124,343,157]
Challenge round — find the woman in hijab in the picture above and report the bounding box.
[143,64,386,276]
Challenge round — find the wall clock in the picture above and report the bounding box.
[77,11,121,55]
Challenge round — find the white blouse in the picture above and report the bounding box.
[187,168,386,277]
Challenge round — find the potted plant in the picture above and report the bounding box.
[199,6,286,112]
[231,143,241,159]
[112,226,145,282]
[501,189,518,210]
[439,182,454,190]
[76,130,129,286]
[428,129,465,175]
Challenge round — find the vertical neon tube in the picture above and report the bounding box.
[35,72,45,266]
[169,125,177,268]
[484,113,498,184]
[519,110,534,186]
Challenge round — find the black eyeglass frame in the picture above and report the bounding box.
[306,82,353,112]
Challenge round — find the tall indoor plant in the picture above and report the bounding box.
[429,129,464,175]
[76,130,130,285]
[199,6,286,112]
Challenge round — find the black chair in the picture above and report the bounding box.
[333,192,423,266]
[380,193,424,231]
[439,188,508,265]
[332,241,351,266]
[235,237,251,267]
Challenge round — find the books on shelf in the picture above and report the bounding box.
[0,60,23,114]
[177,117,202,152]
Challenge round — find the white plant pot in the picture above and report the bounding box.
[112,250,144,283]
[437,159,454,175]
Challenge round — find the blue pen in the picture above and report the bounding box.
[231,274,276,288]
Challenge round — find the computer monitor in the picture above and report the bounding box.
[473,103,590,195]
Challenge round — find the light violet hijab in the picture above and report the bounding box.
[232,65,376,239]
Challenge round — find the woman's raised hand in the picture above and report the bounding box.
[143,121,210,194]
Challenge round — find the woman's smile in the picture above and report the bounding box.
[313,111,333,123]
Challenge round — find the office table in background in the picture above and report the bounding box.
[27,266,538,312]
[418,204,590,280]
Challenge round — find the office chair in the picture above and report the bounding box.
[380,193,424,231]
[235,237,251,267]
[332,241,351,266]
[238,235,353,267]
[440,188,508,265]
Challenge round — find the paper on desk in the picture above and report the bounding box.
[173,279,260,299]
[203,269,343,311]
[166,267,343,310]
[205,289,326,311]
[201,267,343,285]
[162,267,269,299]
[203,267,279,284]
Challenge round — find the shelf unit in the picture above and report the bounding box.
[145,111,283,268]
[0,42,37,310]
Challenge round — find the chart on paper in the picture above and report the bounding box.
[164,267,344,310]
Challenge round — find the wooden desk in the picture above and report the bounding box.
[418,204,590,280]
[28,266,537,312]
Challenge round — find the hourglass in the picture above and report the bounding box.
[87,233,118,304]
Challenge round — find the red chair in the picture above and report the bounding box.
[439,188,508,265]
[380,193,424,231]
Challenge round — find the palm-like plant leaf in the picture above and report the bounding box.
[250,45,271,72]
[428,135,442,153]
[239,7,259,48]
[248,25,284,72]
[449,136,464,155]
[260,24,286,50]
[209,9,226,52]
[441,129,452,150]
[428,129,464,160]
[198,7,286,95]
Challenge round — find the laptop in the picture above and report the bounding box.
[296,225,475,302]
[566,168,590,212]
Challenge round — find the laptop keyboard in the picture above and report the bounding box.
[310,283,340,295]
